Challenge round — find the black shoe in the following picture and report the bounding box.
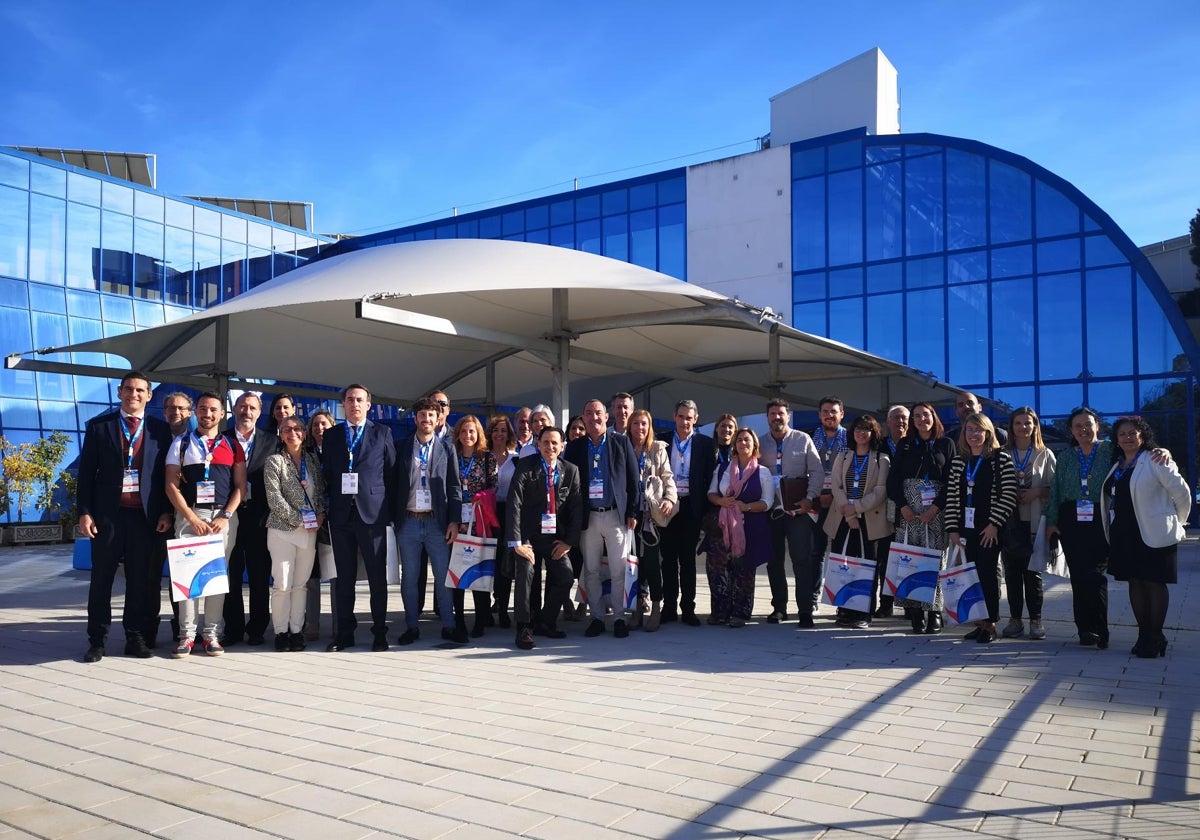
[963,626,983,641]
[124,637,153,659]
[397,628,420,645]
[83,645,105,663]
[796,614,815,629]
[681,612,702,627]
[471,618,486,638]
[766,610,786,624]
[219,636,239,649]
[614,620,629,639]
[516,626,535,650]
[326,640,353,652]
[274,634,290,652]
[873,603,895,619]
[661,608,678,623]
[246,634,265,646]
[533,622,566,639]
[910,610,927,634]
[1096,633,1109,650]
[924,613,943,634]
[497,611,511,629]
[977,627,996,643]
[585,619,606,638]
[289,632,306,652]
[442,627,469,644]
[372,636,388,652]
[1078,633,1099,647]
[850,619,870,629]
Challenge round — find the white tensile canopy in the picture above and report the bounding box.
[8,239,965,422]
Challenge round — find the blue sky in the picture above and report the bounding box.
[1,1,1195,247]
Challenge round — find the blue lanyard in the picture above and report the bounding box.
[417,438,432,488]
[964,455,983,506]
[1078,446,1099,491]
[1112,453,1139,485]
[588,434,607,480]
[193,431,226,481]
[775,437,784,476]
[674,434,691,477]
[851,452,868,487]
[542,458,558,513]
[716,446,729,468]
[459,453,476,499]
[1013,446,1033,474]
[814,426,847,466]
[886,438,897,456]
[637,451,646,474]
[239,432,254,463]
[298,454,308,489]
[345,423,364,471]
[121,415,144,470]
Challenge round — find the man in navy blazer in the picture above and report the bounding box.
[322,384,396,652]
[563,399,639,638]
[659,399,717,626]
[77,371,175,662]
[394,396,463,644]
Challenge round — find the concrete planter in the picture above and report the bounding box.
[11,523,64,544]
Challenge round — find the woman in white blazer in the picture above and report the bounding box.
[1100,416,1191,658]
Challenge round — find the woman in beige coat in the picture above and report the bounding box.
[628,409,677,630]
[823,415,893,628]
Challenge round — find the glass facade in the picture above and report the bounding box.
[0,147,331,521]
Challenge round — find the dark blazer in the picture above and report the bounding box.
[225,427,275,527]
[563,432,640,529]
[77,410,173,524]
[662,431,717,518]
[505,457,582,547]
[886,435,957,513]
[322,420,396,527]
[393,434,463,531]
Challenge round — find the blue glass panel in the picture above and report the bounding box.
[32,311,68,350]
[946,150,986,250]
[550,224,573,248]
[478,215,501,238]
[73,376,109,404]
[827,140,862,172]
[133,219,163,300]
[866,262,902,293]
[392,232,414,243]
[132,302,163,330]
[525,228,549,245]
[1037,272,1081,380]
[992,385,1036,412]
[1087,380,1135,415]
[1037,238,1081,273]
[193,233,221,308]
[66,289,98,317]
[100,295,133,324]
[0,153,29,188]
[502,210,524,236]
[221,239,247,299]
[414,228,435,241]
[165,199,192,229]
[67,172,101,207]
[246,221,271,249]
[603,215,628,261]
[1083,215,1101,233]
[1085,266,1133,377]
[793,147,825,178]
[192,206,219,238]
[28,283,65,314]
[221,215,246,243]
[550,200,573,225]
[793,301,826,336]
[434,223,456,240]
[35,370,70,406]
[793,272,826,303]
[1039,383,1083,416]
[0,397,39,429]
[1135,279,1185,374]
[0,277,28,308]
[828,267,863,298]
[906,288,944,378]
[101,182,134,215]
[827,169,862,266]
[134,190,164,223]
[947,250,986,285]
[99,211,133,296]
[29,194,65,285]
[602,188,628,216]
[991,244,1032,279]
[630,209,656,269]
[30,163,65,198]
[658,203,685,279]
[658,176,685,204]
[575,194,600,221]
[0,307,33,395]
[989,161,1032,244]
[576,218,601,254]
[41,399,76,429]
[1084,235,1125,268]
[164,225,192,306]
[0,184,29,280]
[829,297,863,348]
[792,176,826,271]
[269,254,297,286]
[629,183,655,211]
[865,145,902,164]
[67,314,105,368]
[65,202,101,290]
[866,292,903,359]
[455,219,478,238]
[524,204,548,230]
[991,277,1034,384]
[907,255,944,289]
[905,151,944,256]
[1035,180,1079,238]
[1139,378,1187,410]
[947,283,989,384]
[865,163,902,261]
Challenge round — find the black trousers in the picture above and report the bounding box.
[767,511,815,615]
[959,531,1002,623]
[330,512,390,643]
[513,542,572,628]
[87,506,160,646]
[1057,503,1109,642]
[224,515,271,641]
[659,501,700,614]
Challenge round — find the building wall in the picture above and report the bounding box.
[769,47,900,146]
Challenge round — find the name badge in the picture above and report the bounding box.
[964,507,976,529]
[462,505,475,526]
[920,484,937,507]
[300,507,318,530]
[196,480,216,504]
[676,476,689,495]
[341,472,359,494]
[122,469,140,494]
[822,473,833,491]
[589,479,604,501]
[415,488,432,509]
[1076,500,1094,522]
[541,512,557,534]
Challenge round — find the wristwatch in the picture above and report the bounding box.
[218,510,234,520]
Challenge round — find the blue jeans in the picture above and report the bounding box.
[398,515,453,630]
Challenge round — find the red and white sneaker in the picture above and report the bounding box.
[171,639,194,659]
[203,639,225,656]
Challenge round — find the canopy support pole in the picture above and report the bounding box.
[551,289,570,428]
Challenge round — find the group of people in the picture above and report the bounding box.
[77,373,1191,661]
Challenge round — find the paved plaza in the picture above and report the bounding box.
[0,539,1197,839]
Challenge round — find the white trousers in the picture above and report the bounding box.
[176,509,238,642]
[582,509,630,621]
[268,525,318,634]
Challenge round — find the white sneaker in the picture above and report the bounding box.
[1001,618,1024,638]
[1029,620,1046,640]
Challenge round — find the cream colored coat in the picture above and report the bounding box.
[823,449,894,541]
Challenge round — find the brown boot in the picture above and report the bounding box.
[628,608,643,630]
[645,602,662,632]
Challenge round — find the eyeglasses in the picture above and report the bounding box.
[281,428,305,436]
[964,428,986,437]
[435,400,449,408]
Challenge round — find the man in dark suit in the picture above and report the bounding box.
[322,384,396,652]
[223,391,275,645]
[563,398,639,638]
[506,426,582,650]
[394,396,463,645]
[77,371,174,662]
[659,399,717,626]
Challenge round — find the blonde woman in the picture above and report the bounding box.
[627,409,676,630]
[1001,407,1056,640]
